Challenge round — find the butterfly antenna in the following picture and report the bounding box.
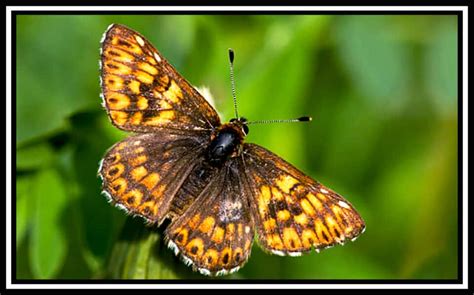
[247,116,312,125]
[229,48,239,119]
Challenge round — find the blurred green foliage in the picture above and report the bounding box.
[15,14,458,280]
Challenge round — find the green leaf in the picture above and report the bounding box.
[16,176,33,247]
[29,168,68,278]
[16,143,54,170]
[16,16,100,145]
[104,217,200,279]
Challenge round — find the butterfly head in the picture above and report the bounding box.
[229,117,249,135]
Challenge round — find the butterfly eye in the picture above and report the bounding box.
[243,124,249,135]
[230,118,237,123]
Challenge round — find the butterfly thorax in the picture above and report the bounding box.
[207,121,247,166]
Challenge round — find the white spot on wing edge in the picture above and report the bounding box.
[135,35,145,46]
[181,255,194,266]
[101,23,115,44]
[270,250,286,256]
[320,188,329,194]
[198,268,211,276]
[167,240,180,256]
[215,269,228,276]
[153,52,162,63]
[101,190,113,203]
[100,93,106,108]
[97,158,104,177]
[115,203,129,214]
[270,250,302,257]
[338,200,351,209]
[229,266,241,274]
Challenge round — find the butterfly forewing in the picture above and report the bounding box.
[242,143,365,255]
[100,24,221,132]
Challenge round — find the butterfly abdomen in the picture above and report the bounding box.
[168,160,219,217]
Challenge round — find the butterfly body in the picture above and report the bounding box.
[207,121,247,166]
[99,24,365,276]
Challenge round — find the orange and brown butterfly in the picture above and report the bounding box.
[98,23,366,276]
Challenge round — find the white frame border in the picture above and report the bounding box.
[6,5,468,290]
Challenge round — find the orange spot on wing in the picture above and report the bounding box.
[123,189,143,206]
[163,80,183,103]
[138,62,158,75]
[135,70,154,84]
[144,110,175,125]
[301,229,318,248]
[105,75,125,91]
[263,218,277,231]
[271,187,284,201]
[109,110,128,125]
[136,96,149,110]
[173,227,188,245]
[130,155,147,166]
[276,175,299,194]
[294,213,308,226]
[202,249,219,266]
[269,234,284,250]
[211,226,225,244]
[110,177,127,195]
[198,216,216,234]
[130,112,143,125]
[131,166,147,181]
[186,238,204,257]
[317,193,327,201]
[151,184,166,198]
[128,80,141,94]
[258,185,271,217]
[106,163,124,180]
[283,227,302,250]
[188,214,201,229]
[307,193,323,210]
[104,60,132,75]
[220,247,232,266]
[300,198,315,216]
[326,216,344,239]
[277,210,291,222]
[105,48,135,63]
[315,221,332,244]
[140,173,160,190]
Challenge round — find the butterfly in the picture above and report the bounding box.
[98,24,365,276]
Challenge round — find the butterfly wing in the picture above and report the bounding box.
[100,24,221,132]
[242,143,365,256]
[165,161,254,276]
[99,131,209,224]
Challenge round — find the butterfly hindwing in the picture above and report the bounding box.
[100,24,221,132]
[242,143,365,255]
[165,162,255,276]
[99,131,208,224]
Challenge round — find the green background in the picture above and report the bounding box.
[16,14,458,280]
